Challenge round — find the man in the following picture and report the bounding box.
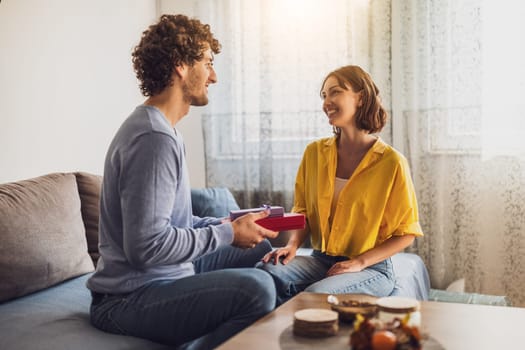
[87,14,278,349]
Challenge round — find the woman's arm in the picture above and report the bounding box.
[286,227,309,250]
[261,147,312,265]
[326,234,415,276]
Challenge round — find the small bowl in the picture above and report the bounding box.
[328,294,378,323]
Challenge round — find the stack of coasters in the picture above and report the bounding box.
[229,206,306,231]
[293,308,339,337]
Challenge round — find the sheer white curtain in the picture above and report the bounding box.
[195,0,525,305]
[195,0,391,209]
[481,1,525,158]
[394,0,525,306]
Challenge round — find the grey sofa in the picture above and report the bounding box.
[0,172,175,349]
[0,172,239,350]
[0,172,433,350]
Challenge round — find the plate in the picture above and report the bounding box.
[329,294,378,323]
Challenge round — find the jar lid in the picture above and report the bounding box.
[294,308,338,323]
[376,296,420,313]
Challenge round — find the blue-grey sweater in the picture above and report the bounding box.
[87,105,234,294]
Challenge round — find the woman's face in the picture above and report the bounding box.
[321,76,361,129]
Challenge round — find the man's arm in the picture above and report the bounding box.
[119,132,233,268]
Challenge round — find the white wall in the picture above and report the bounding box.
[0,1,181,184]
[159,0,207,188]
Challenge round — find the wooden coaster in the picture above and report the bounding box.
[293,308,339,337]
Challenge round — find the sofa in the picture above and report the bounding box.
[0,171,432,350]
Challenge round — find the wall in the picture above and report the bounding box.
[0,0,211,185]
[158,0,207,188]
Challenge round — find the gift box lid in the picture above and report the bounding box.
[229,206,284,220]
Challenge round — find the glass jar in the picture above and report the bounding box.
[375,296,421,327]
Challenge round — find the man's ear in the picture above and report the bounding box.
[174,64,188,79]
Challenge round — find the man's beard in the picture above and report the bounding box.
[182,68,208,106]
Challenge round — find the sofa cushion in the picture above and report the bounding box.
[0,173,94,302]
[0,273,172,350]
[191,187,240,217]
[74,172,102,266]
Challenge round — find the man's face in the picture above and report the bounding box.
[182,47,217,106]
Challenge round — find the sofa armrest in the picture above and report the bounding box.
[428,289,512,306]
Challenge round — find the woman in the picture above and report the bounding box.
[257,65,423,305]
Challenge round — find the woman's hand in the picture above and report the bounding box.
[326,234,416,276]
[261,245,297,265]
[326,258,365,276]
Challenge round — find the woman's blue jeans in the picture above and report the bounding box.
[256,250,395,306]
[90,241,275,350]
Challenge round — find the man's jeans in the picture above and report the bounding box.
[90,241,274,350]
[256,250,395,306]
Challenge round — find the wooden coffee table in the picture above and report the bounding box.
[217,292,525,350]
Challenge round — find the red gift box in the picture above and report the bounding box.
[255,213,306,232]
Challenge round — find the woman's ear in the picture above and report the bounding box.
[357,91,364,107]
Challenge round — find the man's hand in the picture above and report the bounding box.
[231,210,278,248]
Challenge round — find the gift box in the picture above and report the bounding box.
[255,213,306,232]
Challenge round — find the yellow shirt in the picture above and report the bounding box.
[292,137,423,258]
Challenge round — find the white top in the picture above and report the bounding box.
[328,177,348,229]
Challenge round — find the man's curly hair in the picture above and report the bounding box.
[132,14,221,97]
